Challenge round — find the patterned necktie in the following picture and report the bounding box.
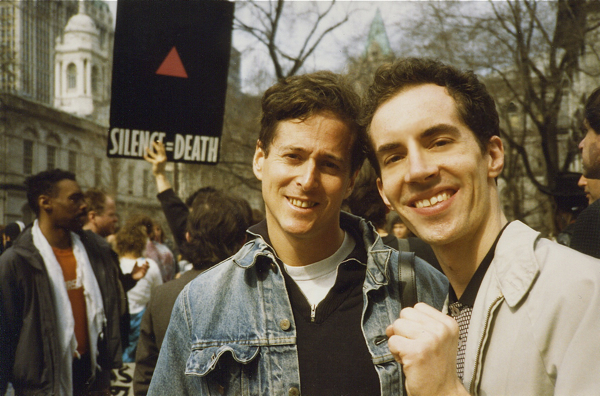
[449,301,473,382]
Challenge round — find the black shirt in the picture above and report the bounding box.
[249,219,381,396]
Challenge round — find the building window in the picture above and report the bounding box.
[47,145,56,170]
[68,150,77,173]
[94,158,102,187]
[23,140,33,174]
[67,63,77,89]
[91,65,100,95]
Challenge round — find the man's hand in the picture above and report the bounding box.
[144,141,172,193]
[144,141,167,176]
[386,303,469,396]
[131,260,150,281]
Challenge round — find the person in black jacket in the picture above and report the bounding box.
[83,188,149,351]
[573,87,600,257]
[144,140,216,251]
[0,169,122,395]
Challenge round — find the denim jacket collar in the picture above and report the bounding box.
[242,212,391,290]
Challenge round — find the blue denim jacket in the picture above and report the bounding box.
[148,213,448,395]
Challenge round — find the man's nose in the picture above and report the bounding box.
[297,160,319,191]
[405,149,438,183]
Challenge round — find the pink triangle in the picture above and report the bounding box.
[156,46,188,78]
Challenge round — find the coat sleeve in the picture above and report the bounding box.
[157,188,189,250]
[550,257,600,394]
[147,288,198,395]
[0,252,22,394]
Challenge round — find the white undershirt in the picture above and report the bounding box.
[284,232,356,307]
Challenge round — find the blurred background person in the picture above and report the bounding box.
[551,173,587,246]
[133,191,251,395]
[145,221,176,283]
[115,218,163,363]
[83,188,148,351]
[124,214,175,283]
[579,175,600,205]
[571,87,600,257]
[1,169,121,395]
[1,221,25,254]
[83,188,118,238]
[569,174,600,257]
[387,212,413,239]
[144,141,216,251]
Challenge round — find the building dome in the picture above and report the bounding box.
[64,13,97,35]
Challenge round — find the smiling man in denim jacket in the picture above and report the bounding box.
[148,71,447,395]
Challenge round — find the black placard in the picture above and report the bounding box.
[108,0,234,164]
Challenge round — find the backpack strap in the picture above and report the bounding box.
[398,249,417,395]
[398,249,417,308]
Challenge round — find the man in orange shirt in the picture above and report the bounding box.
[0,169,122,395]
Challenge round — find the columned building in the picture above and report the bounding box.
[0,1,163,228]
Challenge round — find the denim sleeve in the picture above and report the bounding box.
[147,287,196,395]
[414,256,449,310]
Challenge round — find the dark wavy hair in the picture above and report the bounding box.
[361,58,499,175]
[259,70,366,174]
[179,191,251,271]
[585,87,600,134]
[25,169,76,216]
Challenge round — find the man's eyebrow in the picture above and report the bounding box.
[376,124,461,155]
[421,124,460,139]
[376,142,402,155]
[280,144,345,163]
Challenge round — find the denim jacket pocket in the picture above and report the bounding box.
[186,344,261,376]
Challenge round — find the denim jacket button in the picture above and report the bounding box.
[280,319,291,331]
[288,387,300,396]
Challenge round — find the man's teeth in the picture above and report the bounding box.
[289,198,317,208]
[415,192,450,208]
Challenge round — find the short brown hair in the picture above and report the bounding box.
[123,213,154,238]
[115,221,147,257]
[361,58,499,175]
[585,87,600,134]
[84,188,108,215]
[259,71,366,174]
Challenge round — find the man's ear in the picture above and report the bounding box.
[253,140,265,181]
[376,178,394,211]
[38,194,52,213]
[185,231,191,243]
[487,135,504,179]
[87,210,97,222]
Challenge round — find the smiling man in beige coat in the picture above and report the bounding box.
[363,57,600,396]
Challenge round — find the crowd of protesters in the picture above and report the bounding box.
[2,59,600,396]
